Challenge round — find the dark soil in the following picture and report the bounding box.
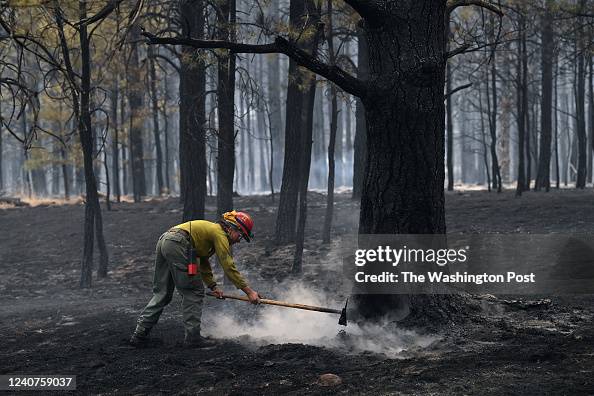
[1,189,593,395]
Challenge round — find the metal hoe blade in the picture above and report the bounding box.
[338,298,348,326]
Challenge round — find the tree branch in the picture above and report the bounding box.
[152,53,180,73]
[444,82,472,100]
[141,31,367,98]
[341,0,380,20]
[76,0,125,26]
[446,39,508,59]
[445,43,471,59]
[447,0,504,16]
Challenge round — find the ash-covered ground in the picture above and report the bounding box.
[1,189,593,395]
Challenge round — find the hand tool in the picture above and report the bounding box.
[206,292,348,326]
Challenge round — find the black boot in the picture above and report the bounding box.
[129,326,150,348]
[184,330,217,348]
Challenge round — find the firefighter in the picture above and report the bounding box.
[130,210,259,348]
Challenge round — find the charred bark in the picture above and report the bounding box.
[179,0,207,221]
[354,2,453,322]
[216,0,236,215]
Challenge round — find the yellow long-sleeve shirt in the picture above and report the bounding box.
[173,220,248,289]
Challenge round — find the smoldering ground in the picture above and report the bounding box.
[2,191,594,394]
[202,283,438,358]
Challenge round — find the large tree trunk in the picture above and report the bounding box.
[216,0,236,215]
[274,0,317,244]
[179,0,207,221]
[352,25,368,199]
[360,3,446,232]
[535,1,554,192]
[127,25,146,202]
[354,2,452,321]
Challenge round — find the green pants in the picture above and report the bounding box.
[136,230,205,339]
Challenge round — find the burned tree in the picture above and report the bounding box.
[127,24,147,203]
[216,0,237,215]
[292,2,322,273]
[274,0,321,244]
[52,2,110,286]
[179,0,207,221]
[322,0,339,244]
[574,0,588,189]
[535,0,555,192]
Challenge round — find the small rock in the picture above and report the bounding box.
[317,373,342,386]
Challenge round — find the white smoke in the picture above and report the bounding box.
[202,284,438,358]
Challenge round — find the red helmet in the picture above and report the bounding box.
[222,211,254,242]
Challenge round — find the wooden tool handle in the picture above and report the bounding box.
[206,292,342,315]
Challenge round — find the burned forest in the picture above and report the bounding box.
[1,0,594,394]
